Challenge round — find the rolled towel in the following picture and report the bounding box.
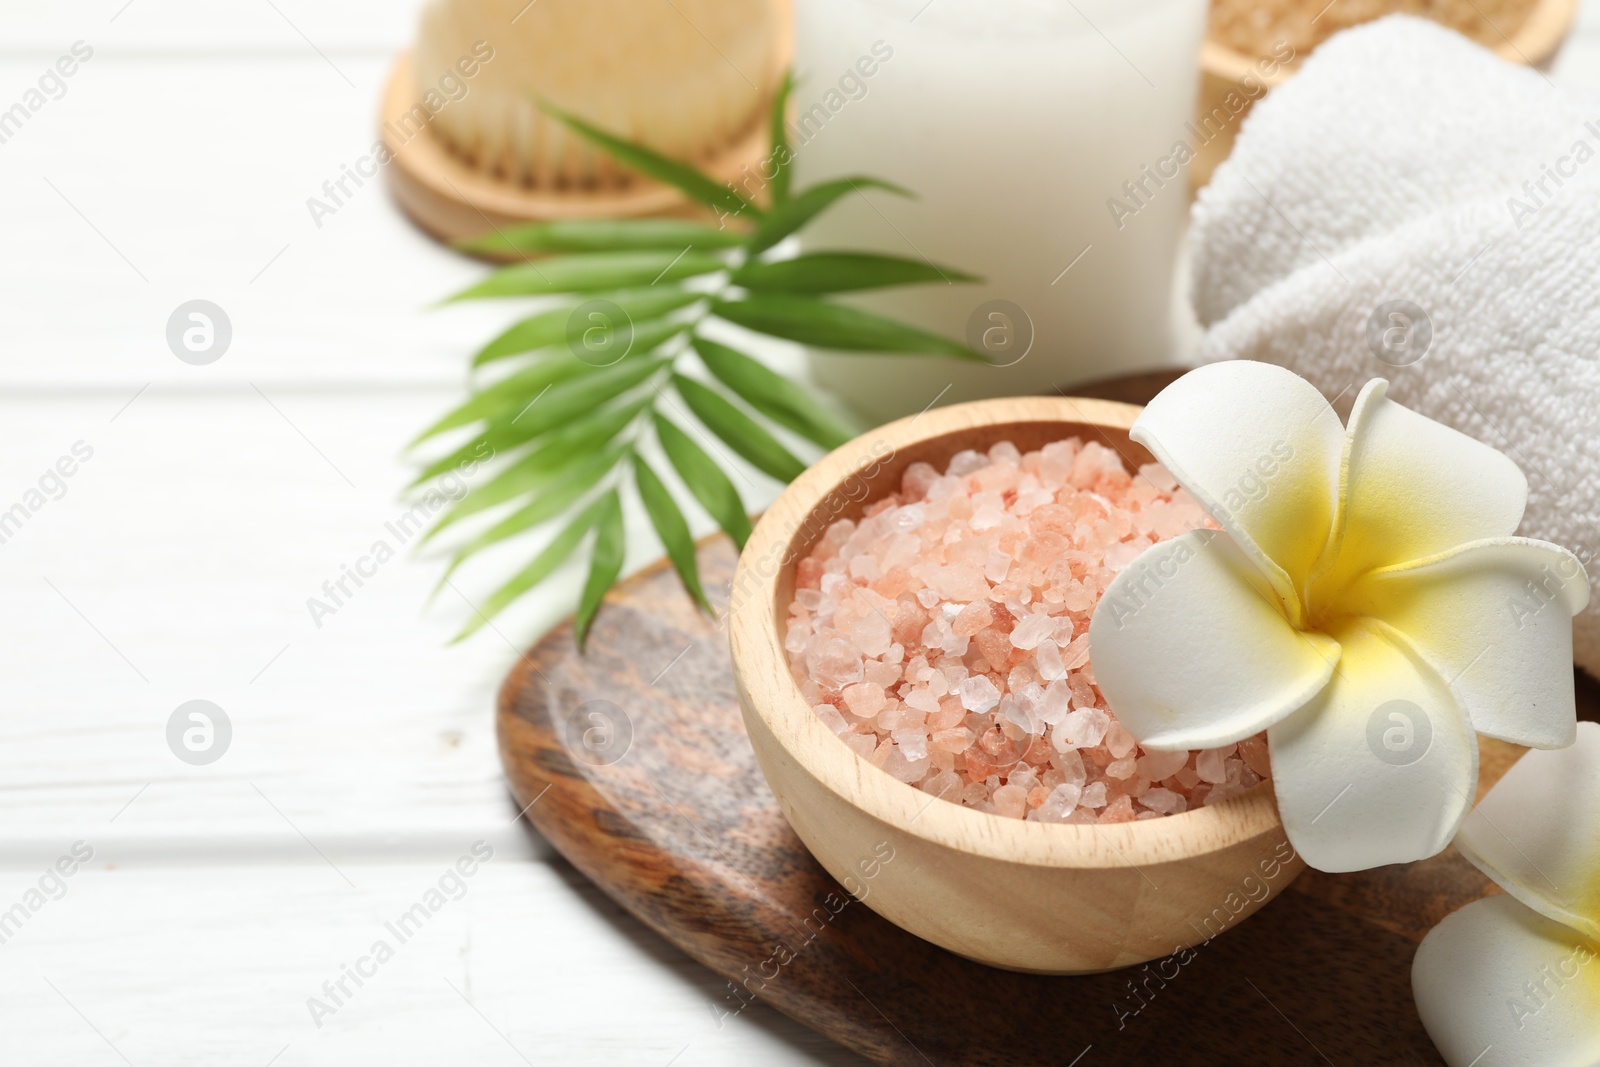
[1191,15,1600,676]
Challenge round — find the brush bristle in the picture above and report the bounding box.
[413,0,782,188]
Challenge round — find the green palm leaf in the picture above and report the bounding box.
[451,495,611,642]
[573,491,626,649]
[748,177,910,254]
[473,288,703,365]
[545,105,759,221]
[767,73,794,206]
[691,337,854,449]
[437,446,626,588]
[732,252,977,294]
[458,219,745,257]
[653,412,752,548]
[420,86,983,647]
[421,397,649,540]
[633,455,711,612]
[672,373,804,481]
[713,294,979,359]
[445,251,725,302]
[410,357,594,446]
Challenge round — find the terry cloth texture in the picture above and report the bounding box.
[1191,15,1600,676]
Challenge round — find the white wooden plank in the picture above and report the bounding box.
[0,0,424,56]
[4,5,1597,1064]
[0,388,778,841]
[0,51,513,389]
[0,51,811,399]
[0,861,867,1065]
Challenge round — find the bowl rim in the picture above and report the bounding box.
[1199,0,1578,79]
[730,395,1285,872]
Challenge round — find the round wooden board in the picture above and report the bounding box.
[380,22,787,258]
[496,371,1600,1066]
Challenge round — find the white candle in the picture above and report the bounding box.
[789,0,1207,418]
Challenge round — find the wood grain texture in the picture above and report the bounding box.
[7,7,1600,1061]
[497,372,1600,1065]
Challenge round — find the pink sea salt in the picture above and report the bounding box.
[785,436,1271,823]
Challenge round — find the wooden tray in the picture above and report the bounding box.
[496,372,1599,1066]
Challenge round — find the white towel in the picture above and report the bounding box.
[1191,15,1600,676]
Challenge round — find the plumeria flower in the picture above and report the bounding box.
[1413,723,1600,1066]
[1088,361,1589,872]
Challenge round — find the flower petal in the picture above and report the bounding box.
[1413,894,1600,1067]
[1130,360,1345,626]
[1090,528,1341,751]
[1342,537,1589,749]
[1267,619,1476,873]
[1455,722,1600,945]
[1314,379,1528,595]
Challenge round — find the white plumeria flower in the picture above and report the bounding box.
[1088,361,1589,872]
[1413,723,1600,1066]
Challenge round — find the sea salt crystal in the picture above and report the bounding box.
[970,500,1007,530]
[1136,749,1188,782]
[784,436,1259,821]
[1038,680,1071,725]
[1139,787,1187,815]
[1102,540,1146,572]
[1010,611,1055,650]
[948,449,988,476]
[992,784,1028,819]
[984,550,1012,584]
[785,622,811,655]
[924,770,962,800]
[844,733,875,760]
[882,745,929,783]
[894,728,929,762]
[1056,747,1087,787]
[808,637,862,690]
[932,564,990,602]
[932,726,973,752]
[1196,747,1229,785]
[842,682,886,719]
[952,600,992,638]
[1061,707,1109,748]
[848,553,881,582]
[1033,783,1083,822]
[1105,722,1137,760]
[1036,638,1066,681]
[863,659,901,688]
[1059,635,1091,671]
[989,440,1021,466]
[957,674,1001,713]
[813,704,850,736]
[1101,795,1137,823]
[1238,735,1272,777]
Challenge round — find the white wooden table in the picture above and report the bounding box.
[2,4,1597,1063]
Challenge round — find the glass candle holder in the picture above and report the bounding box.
[788,0,1207,419]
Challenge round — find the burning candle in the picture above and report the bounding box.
[789,0,1207,418]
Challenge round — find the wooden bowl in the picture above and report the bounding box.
[728,396,1304,975]
[1190,0,1579,188]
